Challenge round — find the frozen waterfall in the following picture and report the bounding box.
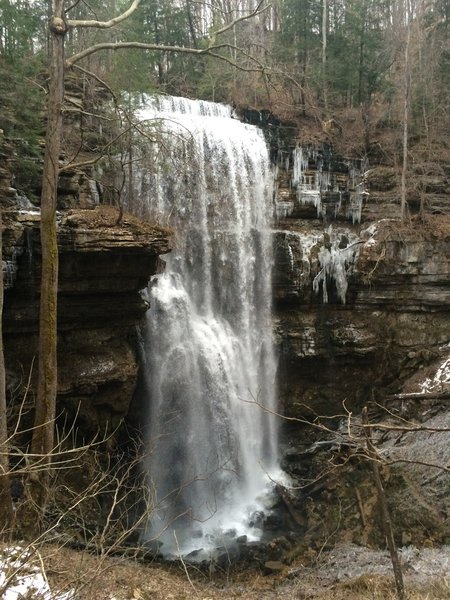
[131,96,279,556]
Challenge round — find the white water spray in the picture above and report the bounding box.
[131,96,278,556]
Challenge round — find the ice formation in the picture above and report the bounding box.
[312,228,362,304]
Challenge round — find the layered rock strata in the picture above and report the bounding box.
[2,205,171,436]
[273,165,450,417]
[272,147,450,549]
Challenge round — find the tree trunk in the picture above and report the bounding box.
[31,0,67,509]
[362,407,405,600]
[185,0,198,48]
[0,210,14,530]
[358,26,365,105]
[401,0,411,222]
[322,0,328,113]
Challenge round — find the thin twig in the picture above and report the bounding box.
[173,531,198,595]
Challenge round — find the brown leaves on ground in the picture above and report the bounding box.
[23,544,448,600]
[63,205,171,237]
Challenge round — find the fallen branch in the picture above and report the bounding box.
[389,391,450,401]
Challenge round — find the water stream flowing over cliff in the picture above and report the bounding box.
[131,96,279,556]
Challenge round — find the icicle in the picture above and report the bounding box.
[311,229,361,304]
[290,146,368,223]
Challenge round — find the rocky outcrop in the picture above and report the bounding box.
[274,216,450,417]
[274,160,450,416]
[3,205,171,436]
[272,142,450,549]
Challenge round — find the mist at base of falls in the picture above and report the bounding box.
[130,95,279,557]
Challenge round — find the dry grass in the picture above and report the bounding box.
[2,541,448,599]
[313,575,450,599]
[62,204,172,236]
[0,544,442,600]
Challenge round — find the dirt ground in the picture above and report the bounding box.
[19,543,447,600]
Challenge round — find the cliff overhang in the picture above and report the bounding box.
[3,205,172,436]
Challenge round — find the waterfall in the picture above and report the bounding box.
[131,96,278,556]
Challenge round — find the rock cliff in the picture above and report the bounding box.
[2,107,449,554]
[1,125,171,437]
[272,142,450,548]
[269,138,450,411]
[274,215,450,416]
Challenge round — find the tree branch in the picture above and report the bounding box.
[360,423,450,433]
[66,41,204,67]
[212,0,268,38]
[66,40,271,72]
[66,1,271,67]
[389,391,450,401]
[67,0,141,29]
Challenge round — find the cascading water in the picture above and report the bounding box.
[131,96,279,557]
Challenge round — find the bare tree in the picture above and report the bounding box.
[400,0,412,222]
[31,0,67,509]
[322,0,328,113]
[362,406,405,600]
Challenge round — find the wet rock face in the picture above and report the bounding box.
[273,140,450,549]
[280,396,450,550]
[3,205,171,437]
[275,311,381,417]
[273,230,313,303]
[274,215,450,417]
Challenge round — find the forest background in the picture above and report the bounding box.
[2,0,450,188]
